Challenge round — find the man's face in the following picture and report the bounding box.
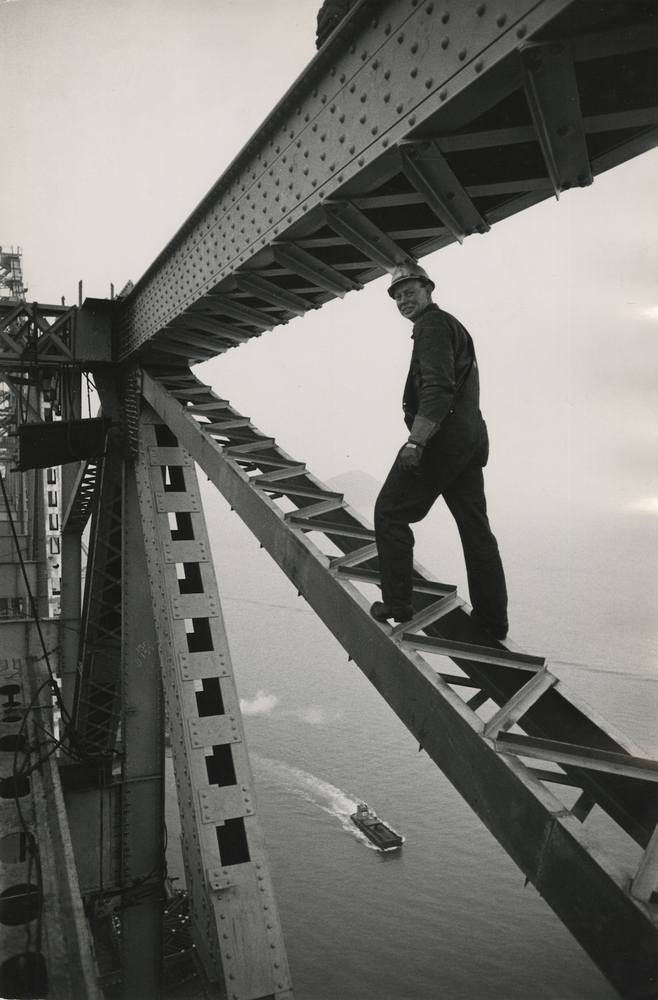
[393,279,432,322]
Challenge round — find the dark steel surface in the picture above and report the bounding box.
[72,436,124,757]
[120,462,166,1000]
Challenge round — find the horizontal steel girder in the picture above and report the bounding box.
[116,1,658,361]
[141,367,658,999]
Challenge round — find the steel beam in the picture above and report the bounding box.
[140,367,658,998]
[116,2,658,363]
[233,273,313,315]
[159,329,230,356]
[496,733,658,783]
[633,826,658,903]
[134,408,293,999]
[272,242,360,296]
[196,295,276,331]
[401,633,547,671]
[322,200,413,269]
[117,0,580,357]
[72,436,123,758]
[59,374,82,718]
[521,41,592,197]
[483,667,558,738]
[120,461,165,1000]
[61,460,98,534]
[398,140,490,243]
[170,314,253,342]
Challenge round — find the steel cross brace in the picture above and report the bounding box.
[141,366,658,998]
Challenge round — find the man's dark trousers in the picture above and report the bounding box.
[374,438,508,626]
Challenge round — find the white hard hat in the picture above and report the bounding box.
[388,262,435,298]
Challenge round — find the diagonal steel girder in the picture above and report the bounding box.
[140,367,658,999]
[116,0,577,359]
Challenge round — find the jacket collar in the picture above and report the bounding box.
[411,301,441,336]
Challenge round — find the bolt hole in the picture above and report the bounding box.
[0,885,40,926]
[0,776,30,799]
[0,735,27,753]
[0,833,31,865]
[0,952,48,998]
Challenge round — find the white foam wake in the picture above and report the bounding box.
[251,753,380,849]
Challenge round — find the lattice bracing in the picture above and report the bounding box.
[72,436,124,758]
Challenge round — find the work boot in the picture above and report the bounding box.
[370,601,414,623]
[470,611,508,640]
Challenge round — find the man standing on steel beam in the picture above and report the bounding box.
[370,264,509,639]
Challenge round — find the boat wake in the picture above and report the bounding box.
[250,753,381,849]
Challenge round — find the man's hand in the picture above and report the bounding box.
[398,441,423,472]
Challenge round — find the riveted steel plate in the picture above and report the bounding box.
[154,489,200,512]
[206,866,240,891]
[136,407,291,996]
[162,539,209,563]
[171,593,219,619]
[198,786,255,825]
[178,650,229,680]
[118,0,575,357]
[188,715,242,748]
[149,446,194,466]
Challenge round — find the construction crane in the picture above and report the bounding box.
[1,3,657,998]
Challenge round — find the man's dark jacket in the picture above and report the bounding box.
[403,303,489,461]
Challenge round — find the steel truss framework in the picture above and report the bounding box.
[139,366,658,998]
[115,0,658,366]
[1,1,657,998]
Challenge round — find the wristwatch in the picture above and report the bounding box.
[405,441,419,449]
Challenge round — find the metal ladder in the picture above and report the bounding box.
[141,364,658,999]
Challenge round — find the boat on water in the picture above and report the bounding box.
[350,802,403,850]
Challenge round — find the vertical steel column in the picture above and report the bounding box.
[59,371,82,717]
[26,467,50,627]
[73,436,123,756]
[60,475,82,717]
[120,460,165,999]
[135,403,293,1000]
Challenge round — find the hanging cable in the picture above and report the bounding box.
[12,684,45,959]
[0,466,120,767]
[0,467,67,718]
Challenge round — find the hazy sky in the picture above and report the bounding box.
[2,0,657,666]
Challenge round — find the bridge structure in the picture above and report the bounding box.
[1,2,657,998]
